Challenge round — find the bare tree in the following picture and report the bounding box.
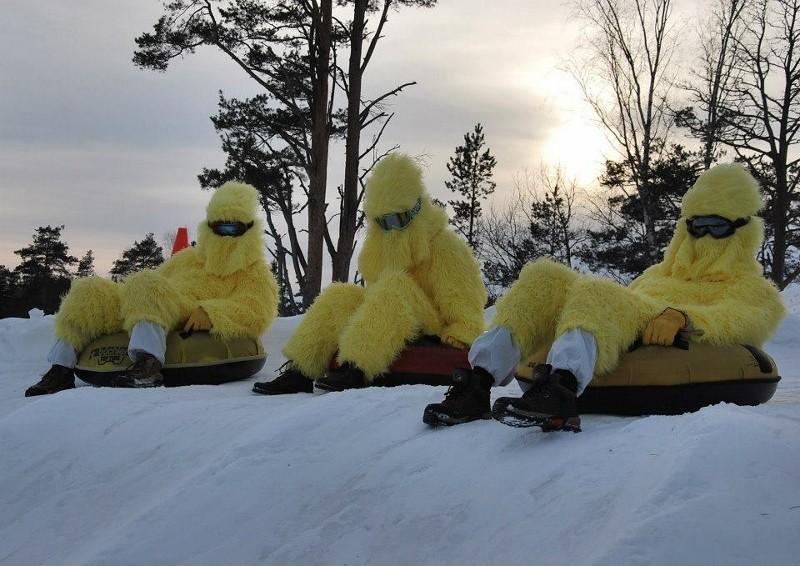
[481,166,585,297]
[678,0,749,169]
[331,0,435,282]
[715,0,800,287]
[571,0,679,262]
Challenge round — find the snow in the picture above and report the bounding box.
[1,307,799,565]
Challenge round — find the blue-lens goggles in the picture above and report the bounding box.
[208,221,254,237]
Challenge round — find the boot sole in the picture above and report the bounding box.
[313,382,367,393]
[492,402,581,432]
[422,407,492,427]
[111,378,165,389]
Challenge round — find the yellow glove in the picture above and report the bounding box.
[643,308,687,346]
[441,335,468,350]
[183,307,213,332]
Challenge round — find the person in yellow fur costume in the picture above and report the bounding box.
[423,163,785,430]
[253,154,486,395]
[26,182,278,396]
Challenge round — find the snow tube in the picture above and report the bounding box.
[515,342,780,416]
[329,336,469,386]
[74,331,266,387]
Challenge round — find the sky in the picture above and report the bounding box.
[0,0,639,275]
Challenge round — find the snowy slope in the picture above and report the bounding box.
[0,309,799,566]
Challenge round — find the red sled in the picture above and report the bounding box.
[329,336,468,386]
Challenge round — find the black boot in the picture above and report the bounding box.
[25,365,76,397]
[422,367,493,426]
[252,362,314,395]
[314,363,367,392]
[492,364,581,432]
[110,354,164,388]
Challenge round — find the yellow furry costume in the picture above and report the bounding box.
[54,182,278,351]
[283,154,486,380]
[493,163,785,375]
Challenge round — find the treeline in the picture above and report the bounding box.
[0,228,165,318]
[442,0,800,299]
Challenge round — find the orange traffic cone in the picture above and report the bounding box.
[172,226,190,256]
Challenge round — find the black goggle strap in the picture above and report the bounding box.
[732,217,750,229]
[375,198,422,231]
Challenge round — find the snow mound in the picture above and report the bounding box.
[0,313,798,565]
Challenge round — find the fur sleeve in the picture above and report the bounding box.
[685,277,785,347]
[427,232,487,346]
[199,262,278,339]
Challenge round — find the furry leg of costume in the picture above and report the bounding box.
[282,283,367,379]
[489,258,658,384]
[337,271,440,380]
[491,259,579,358]
[119,271,194,334]
[54,277,124,352]
[556,276,662,374]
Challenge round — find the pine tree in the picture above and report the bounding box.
[110,234,165,281]
[446,123,497,250]
[271,261,302,316]
[13,225,77,313]
[14,226,77,283]
[579,145,701,280]
[76,250,95,278]
[0,266,18,318]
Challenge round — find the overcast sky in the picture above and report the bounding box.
[0,0,661,275]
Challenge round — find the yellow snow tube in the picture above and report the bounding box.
[515,342,780,415]
[74,331,266,387]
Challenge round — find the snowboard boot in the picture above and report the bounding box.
[110,354,165,388]
[314,363,367,393]
[492,364,581,432]
[25,365,76,397]
[252,363,314,395]
[422,367,493,426]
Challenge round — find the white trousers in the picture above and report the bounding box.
[47,321,168,367]
[468,326,598,395]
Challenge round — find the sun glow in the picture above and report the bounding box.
[517,64,614,188]
[542,118,610,187]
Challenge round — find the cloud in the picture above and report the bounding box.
[0,0,606,277]
[0,144,219,272]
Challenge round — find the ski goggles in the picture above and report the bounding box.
[208,221,254,237]
[374,198,422,231]
[686,215,750,239]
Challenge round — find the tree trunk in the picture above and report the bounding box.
[772,157,788,288]
[639,141,658,261]
[332,0,368,282]
[304,0,333,306]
